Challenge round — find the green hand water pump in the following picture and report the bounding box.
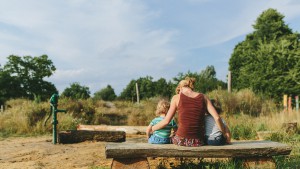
[49,94,66,144]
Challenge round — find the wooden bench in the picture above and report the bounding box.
[105,141,292,169]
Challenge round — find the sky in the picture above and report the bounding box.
[1,0,300,96]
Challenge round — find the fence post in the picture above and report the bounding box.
[227,71,231,93]
[135,83,140,104]
[0,105,3,113]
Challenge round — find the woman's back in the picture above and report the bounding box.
[176,92,206,140]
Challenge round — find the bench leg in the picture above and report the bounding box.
[234,157,275,169]
[111,157,149,169]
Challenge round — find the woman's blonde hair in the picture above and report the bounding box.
[155,99,170,116]
[175,77,196,94]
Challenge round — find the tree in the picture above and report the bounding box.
[119,76,174,101]
[1,55,57,101]
[94,85,117,101]
[229,8,300,101]
[173,66,226,94]
[61,82,90,100]
[154,78,174,99]
[0,66,21,104]
[119,80,136,101]
[119,68,226,101]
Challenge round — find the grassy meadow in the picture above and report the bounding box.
[0,89,299,168]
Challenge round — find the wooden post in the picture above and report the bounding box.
[228,71,231,93]
[283,95,287,112]
[288,96,292,112]
[296,96,299,112]
[0,105,3,113]
[135,83,140,104]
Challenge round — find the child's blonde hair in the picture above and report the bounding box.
[155,99,170,116]
[175,77,196,94]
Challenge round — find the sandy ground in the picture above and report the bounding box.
[0,135,148,169]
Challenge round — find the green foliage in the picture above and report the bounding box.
[119,76,174,101]
[94,85,117,101]
[119,66,226,101]
[163,158,243,169]
[173,66,227,94]
[61,82,91,100]
[274,156,300,169]
[229,8,300,102]
[230,123,257,140]
[0,55,57,103]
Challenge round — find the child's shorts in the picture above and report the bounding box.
[148,134,170,144]
[205,135,226,146]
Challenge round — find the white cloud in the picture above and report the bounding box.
[1,0,300,95]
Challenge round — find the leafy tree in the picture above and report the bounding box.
[229,8,300,101]
[94,85,117,101]
[119,76,174,101]
[119,80,136,101]
[119,76,155,101]
[1,55,57,101]
[119,67,226,101]
[61,82,90,100]
[154,78,174,99]
[137,76,155,99]
[173,66,226,94]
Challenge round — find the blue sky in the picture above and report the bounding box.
[1,0,300,95]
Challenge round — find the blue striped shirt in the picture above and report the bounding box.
[150,117,178,138]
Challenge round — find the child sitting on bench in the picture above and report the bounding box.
[146,99,178,144]
[205,99,231,145]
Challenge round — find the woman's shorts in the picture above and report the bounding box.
[205,135,226,146]
[148,134,171,144]
[171,135,204,147]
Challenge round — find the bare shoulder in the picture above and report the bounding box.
[172,94,180,100]
[171,94,180,104]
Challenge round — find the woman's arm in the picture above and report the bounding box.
[151,95,178,132]
[206,97,226,136]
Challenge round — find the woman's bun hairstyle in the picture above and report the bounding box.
[175,77,196,94]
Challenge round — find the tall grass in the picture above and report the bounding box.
[207,88,277,116]
[0,96,161,137]
[0,90,298,137]
[0,89,299,167]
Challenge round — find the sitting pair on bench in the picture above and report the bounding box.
[146,97,230,146]
[147,78,230,147]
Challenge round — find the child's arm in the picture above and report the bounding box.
[146,124,152,138]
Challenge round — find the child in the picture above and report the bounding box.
[146,99,178,144]
[205,99,231,145]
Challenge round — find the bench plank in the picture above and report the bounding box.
[106,141,291,158]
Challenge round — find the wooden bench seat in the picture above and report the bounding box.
[105,141,291,169]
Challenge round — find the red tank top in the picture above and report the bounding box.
[176,93,206,139]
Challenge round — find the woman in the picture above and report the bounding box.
[147,77,228,146]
